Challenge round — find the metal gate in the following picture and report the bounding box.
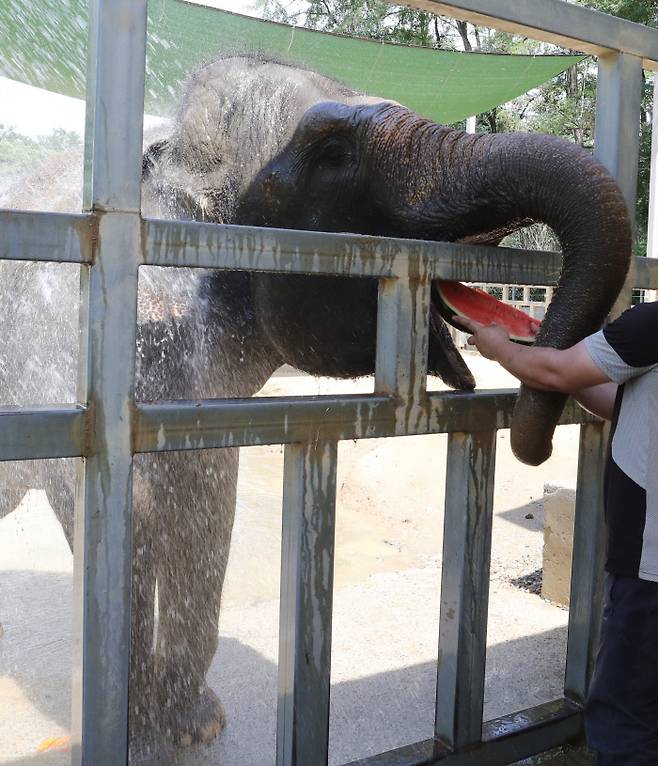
[2,1,658,764]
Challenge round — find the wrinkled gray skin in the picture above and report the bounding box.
[0,55,631,763]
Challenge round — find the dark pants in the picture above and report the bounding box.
[586,574,658,765]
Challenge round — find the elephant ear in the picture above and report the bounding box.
[142,138,169,180]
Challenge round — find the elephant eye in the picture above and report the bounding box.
[316,137,354,168]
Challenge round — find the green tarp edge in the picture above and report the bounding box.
[0,0,584,124]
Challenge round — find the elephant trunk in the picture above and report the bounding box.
[376,110,632,465]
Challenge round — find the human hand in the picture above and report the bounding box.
[454,315,511,361]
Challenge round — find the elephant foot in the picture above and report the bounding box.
[129,732,177,766]
[175,685,227,748]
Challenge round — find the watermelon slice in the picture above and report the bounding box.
[435,280,542,345]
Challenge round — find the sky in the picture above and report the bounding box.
[0,0,259,138]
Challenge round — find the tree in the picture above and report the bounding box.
[259,0,656,254]
[0,126,81,185]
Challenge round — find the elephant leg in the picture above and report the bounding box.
[151,447,239,746]
[0,460,31,521]
[0,458,75,548]
[128,458,178,766]
[42,458,76,548]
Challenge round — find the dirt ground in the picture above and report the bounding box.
[0,352,583,765]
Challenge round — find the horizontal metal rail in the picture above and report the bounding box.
[143,219,565,284]
[136,391,594,451]
[0,393,594,461]
[0,406,86,460]
[409,0,658,70]
[0,210,93,264]
[344,699,582,765]
[2,210,658,290]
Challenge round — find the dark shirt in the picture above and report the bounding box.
[585,301,658,580]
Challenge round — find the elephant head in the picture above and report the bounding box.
[235,100,632,466]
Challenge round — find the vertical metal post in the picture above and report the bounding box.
[645,76,658,301]
[277,440,338,766]
[564,422,610,704]
[375,275,431,433]
[594,52,643,316]
[83,0,148,212]
[72,1,147,764]
[435,429,497,750]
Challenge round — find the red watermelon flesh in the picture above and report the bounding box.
[435,280,542,344]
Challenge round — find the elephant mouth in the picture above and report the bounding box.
[424,280,541,392]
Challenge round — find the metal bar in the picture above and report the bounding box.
[345,699,583,765]
[142,217,564,282]
[118,217,658,288]
[595,54,644,221]
[594,53,644,317]
[134,393,597,453]
[72,212,142,766]
[404,0,658,70]
[2,207,658,289]
[0,210,93,263]
[0,393,596,464]
[71,0,147,762]
[644,76,658,302]
[375,276,431,433]
[277,441,338,766]
[647,76,658,261]
[0,407,86,461]
[565,422,610,704]
[435,429,497,749]
[83,1,148,212]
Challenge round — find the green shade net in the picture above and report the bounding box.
[0,0,583,124]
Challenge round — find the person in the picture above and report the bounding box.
[458,301,658,765]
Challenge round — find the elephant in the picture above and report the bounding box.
[0,54,631,764]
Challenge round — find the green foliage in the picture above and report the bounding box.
[0,125,81,175]
[260,0,440,46]
[260,0,656,255]
[577,0,658,27]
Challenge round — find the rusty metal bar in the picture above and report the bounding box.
[594,52,644,317]
[595,53,643,222]
[344,699,582,765]
[0,210,93,263]
[143,217,563,284]
[71,1,147,763]
[0,393,598,463]
[375,276,431,434]
[565,421,610,704]
[277,440,338,766]
[0,406,86,461]
[72,212,142,766]
[83,5,147,212]
[2,208,658,291]
[435,428,497,749]
[142,218,658,288]
[133,392,597,453]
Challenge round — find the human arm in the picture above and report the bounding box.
[571,382,618,421]
[457,300,658,422]
[457,315,617,420]
[456,316,611,393]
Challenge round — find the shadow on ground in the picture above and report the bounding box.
[2,567,570,765]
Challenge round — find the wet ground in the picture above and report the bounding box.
[0,354,585,765]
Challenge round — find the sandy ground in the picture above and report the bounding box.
[0,353,584,765]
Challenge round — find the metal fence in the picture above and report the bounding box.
[2,1,658,764]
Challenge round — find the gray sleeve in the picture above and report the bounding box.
[585,330,656,384]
